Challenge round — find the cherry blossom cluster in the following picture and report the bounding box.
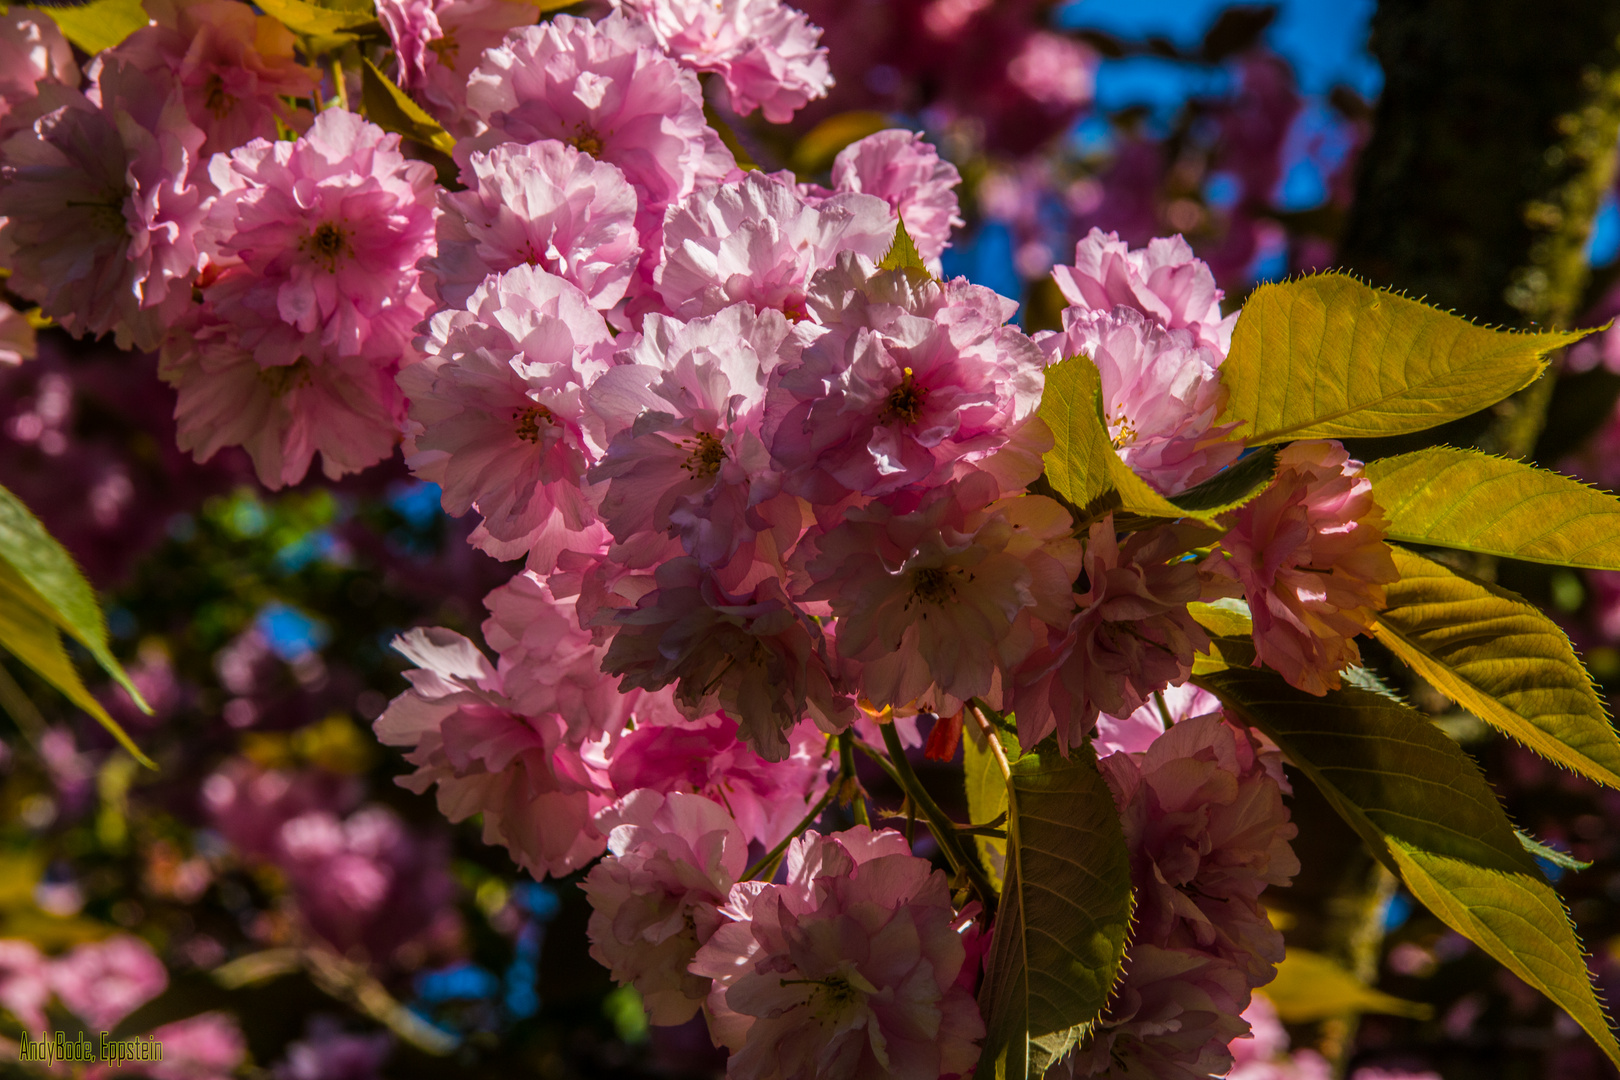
[0,2,1409,1076]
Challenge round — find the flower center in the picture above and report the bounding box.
[1109,411,1138,449]
[569,129,605,157]
[427,31,460,68]
[781,976,864,1026]
[910,566,958,607]
[514,404,553,443]
[885,366,928,425]
[302,222,353,273]
[203,73,234,119]
[259,360,313,395]
[681,431,726,478]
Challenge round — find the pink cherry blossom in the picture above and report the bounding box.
[1204,439,1398,695]
[107,0,319,160]
[1064,944,1250,1080]
[376,0,535,134]
[1227,995,1332,1080]
[49,935,169,1030]
[1051,228,1237,355]
[375,627,620,879]
[770,255,1046,501]
[1094,682,1221,758]
[829,130,963,269]
[803,472,1080,715]
[588,303,813,566]
[131,1012,248,1080]
[200,108,438,366]
[1037,306,1242,494]
[0,939,51,1030]
[201,759,360,862]
[424,140,640,311]
[465,13,725,216]
[0,67,206,351]
[160,314,405,488]
[690,826,984,1080]
[600,557,852,761]
[399,265,614,569]
[0,11,76,139]
[616,0,832,122]
[606,712,832,847]
[1070,713,1297,1079]
[582,789,750,1024]
[1013,517,1208,753]
[657,172,893,320]
[482,569,652,742]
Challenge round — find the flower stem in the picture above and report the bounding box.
[869,723,999,915]
[742,784,838,883]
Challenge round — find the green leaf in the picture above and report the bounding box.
[1372,546,1620,789]
[0,563,153,768]
[1519,830,1593,873]
[360,59,455,157]
[1263,948,1432,1022]
[37,0,148,54]
[1166,445,1279,514]
[1196,667,1620,1067]
[1219,273,1585,444]
[1036,355,1230,526]
[0,486,148,715]
[974,745,1133,1080]
[256,0,377,41]
[878,216,930,276]
[1366,447,1620,569]
[963,726,1019,889]
[789,111,891,175]
[703,99,757,172]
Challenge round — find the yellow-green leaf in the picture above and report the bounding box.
[0,485,149,714]
[0,563,153,768]
[37,0,148,54]
[1220,273,1585,444]
[963,725,1015,889]
[256,0,376,41]
[1197,666,1620,1067]
[1037,355,1235,527]
[360,59,455,157]
[1372,546,1620,788]
[1367,447,1620,569]
[975,745,1133,1080]
[1262,948,1432,1023]
[789,111,891,175]
[878,216,929,276]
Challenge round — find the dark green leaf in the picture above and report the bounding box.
[975,745,1133,1080]
[1196,667,1620,1066]
[1518,830,1593,873]
[1167,445,1279,513]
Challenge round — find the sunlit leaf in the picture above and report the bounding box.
[1219,273,1586,444]
[1366,447,1620,569]
[1197,667,1620,1067]
[1262,948,1431,1022]
[360,59,455,156]
[789,110,891,175]
[36,0,147,54]
[963,726,1018,889]
[0,562,153,767]
[975,745,1133,1080]
[256,0,377,42]
[1373,546,1620,788]
[0,484,152,765]
[878,217,929,276]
